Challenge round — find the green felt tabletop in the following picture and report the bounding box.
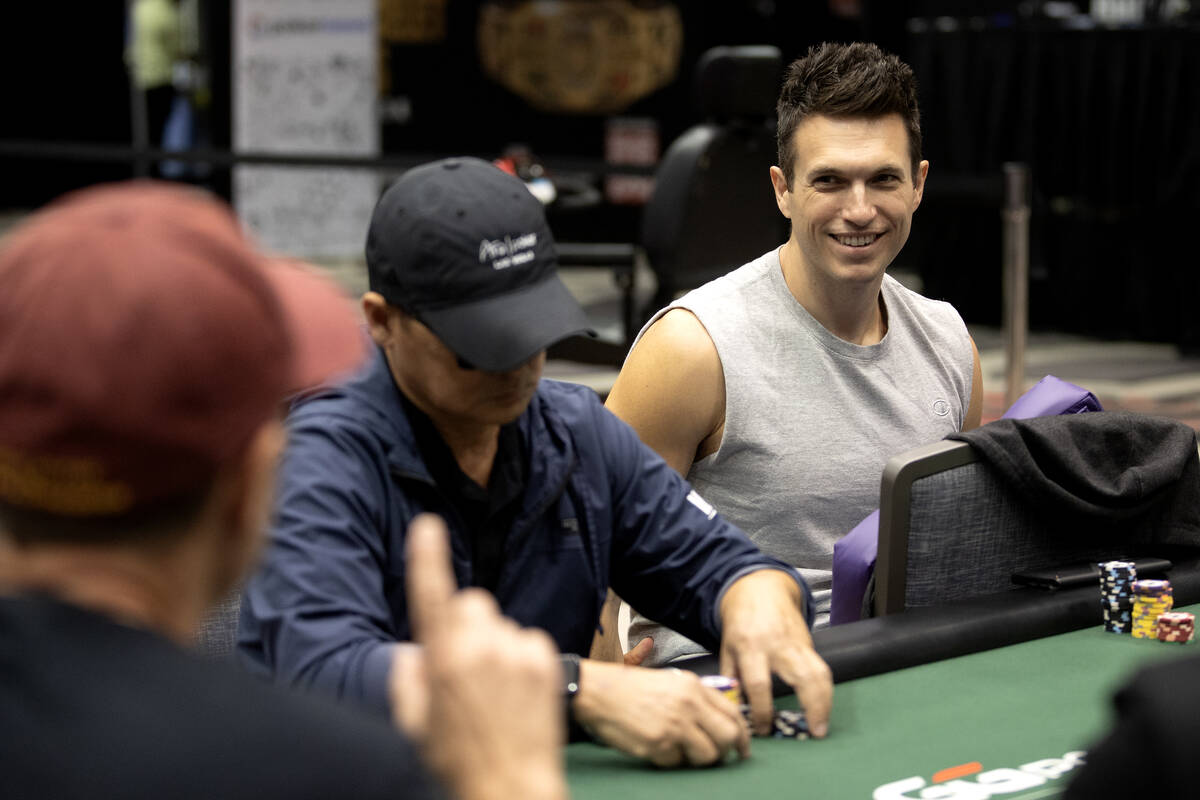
[567,605,1200,799]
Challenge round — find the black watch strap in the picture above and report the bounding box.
[560,653,594,742]
[561,653,581,703]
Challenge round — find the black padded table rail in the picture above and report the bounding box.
[674,554,1200,692]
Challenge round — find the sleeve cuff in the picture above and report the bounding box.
[709,565,813,635]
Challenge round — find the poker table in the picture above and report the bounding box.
[567,590,1200,799]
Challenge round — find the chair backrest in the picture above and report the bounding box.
[873,416,1200,617]
[830,374,1104,625]
[876,439,1088,615]
[640,45,786,311]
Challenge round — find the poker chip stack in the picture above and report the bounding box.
[1156,612,1195,643]
[738,705,811,740]
[1131,579,1174,639]
[1099,560,1136,634]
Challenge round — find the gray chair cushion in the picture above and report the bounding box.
[903,461,1189,608]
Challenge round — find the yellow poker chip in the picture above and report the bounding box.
[700,674,742,705]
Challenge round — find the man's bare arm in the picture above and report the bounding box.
[594,309,726,665]
[605,308,726,476]
[963,337,983,431]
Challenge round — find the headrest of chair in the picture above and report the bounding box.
[694,45,782,120]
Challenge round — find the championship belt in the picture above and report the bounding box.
[478,0,683,114]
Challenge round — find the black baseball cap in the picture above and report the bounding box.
[366,157,595,371]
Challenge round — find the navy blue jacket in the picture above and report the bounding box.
[238,349,810,715]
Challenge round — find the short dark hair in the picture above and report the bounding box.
[776,42,922,186]
[0,479,216,547]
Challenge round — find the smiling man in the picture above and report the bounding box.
[603,42,983,664]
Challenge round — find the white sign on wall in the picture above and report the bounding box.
[233,0,378,259]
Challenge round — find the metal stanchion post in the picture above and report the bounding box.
[1002,163,1031,408]
[126,0,150,178]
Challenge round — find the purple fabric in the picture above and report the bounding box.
[828,375,1103,625]
[830,510,880,625]
[1001,375,1103,419]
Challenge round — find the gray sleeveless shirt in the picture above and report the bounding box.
[628,248,974,664]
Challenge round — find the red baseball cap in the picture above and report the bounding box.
[0,181,367,516]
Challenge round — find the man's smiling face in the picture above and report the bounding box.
[770,113,928,289]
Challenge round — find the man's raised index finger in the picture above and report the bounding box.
[405,514,457,643]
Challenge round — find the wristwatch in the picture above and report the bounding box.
[561,653,581,704]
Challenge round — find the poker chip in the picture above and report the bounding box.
[705,674,810,740]
[700,674,741,705]
[1098,560,1137,634]
[771,709,809,739]
[1133,579,1172,597]
[1156,611,1195,644]
[1101,605,1131,634]
[1131,579,1174,639]
[738,704,810,740]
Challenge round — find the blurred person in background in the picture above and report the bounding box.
[0,181,566,800]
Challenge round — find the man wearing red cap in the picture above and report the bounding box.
[239,157,834,765]
[0,181,567,800]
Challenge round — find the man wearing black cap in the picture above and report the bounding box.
[239,157,834,766]
[0,181,567,800]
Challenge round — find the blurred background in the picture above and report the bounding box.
[2,0,1199,419]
